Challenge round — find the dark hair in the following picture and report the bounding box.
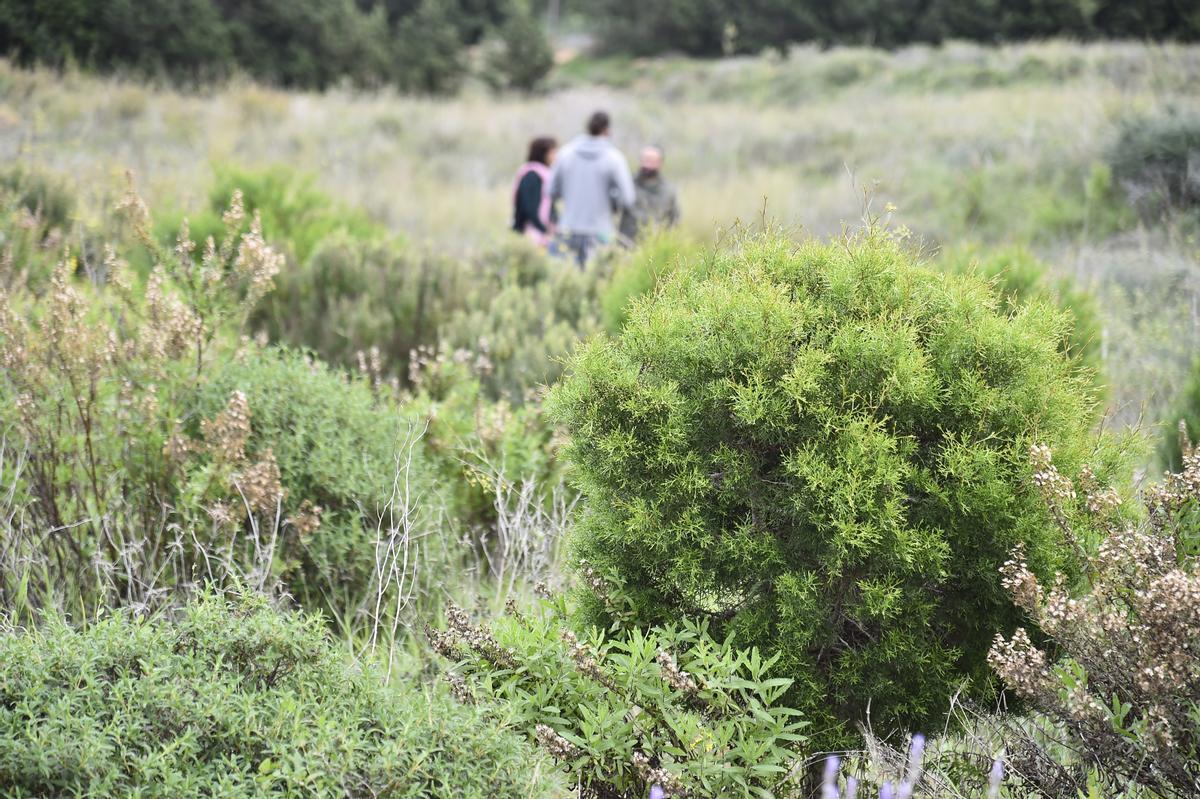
[527,136,557,165]
[587,111,610,136]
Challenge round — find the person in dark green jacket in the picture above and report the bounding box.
[618,145,680,245]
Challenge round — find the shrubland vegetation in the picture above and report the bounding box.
[582,0,1200,56]
[0,33,1198,799]
[548,230,1124,749]
[0,591,561,797]
[0,0,555,93]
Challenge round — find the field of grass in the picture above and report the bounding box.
[2,40,1197,432]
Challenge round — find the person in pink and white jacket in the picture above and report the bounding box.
[511,136,557,248]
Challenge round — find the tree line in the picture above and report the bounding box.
[0,0,549,93]
[1,0,1195,94]
[582,0,1200,56]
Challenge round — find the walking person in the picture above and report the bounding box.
[512,136,557,249]
[618,145,679,245]
[548,110,635,268]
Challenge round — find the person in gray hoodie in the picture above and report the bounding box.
[548,110,636,268]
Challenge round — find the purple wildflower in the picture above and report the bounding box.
[821,755,841,799]
[845,776,859,799]
[987,758,1005,799]
[650,787,665,799]
[879,781,895,799]
[901,733,926,790]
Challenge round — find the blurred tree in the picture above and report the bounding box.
[393,0,468,94]
[485,1,555,91]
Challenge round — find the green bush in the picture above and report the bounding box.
[937,245,1104,396]
[548,231,1118,749]
[439,242,604,402]
[0,163,75,234]
[1109,108,1200,219]
[194,347,448,622]
[257,234,468,388]
[484,3,555,92]
[0,591,560,797]
[260,233,601,403]
[431,592,806,797]
[393,0,469,95]
[599,229,706,333]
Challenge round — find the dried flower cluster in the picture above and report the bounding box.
[632,750,686,798]
[407,339,493,393]
[562,629,617,690]
[535,724,579,760]
[234,448,286,515]
[655,649,699,698]
[990,444,1200,796]
[285,499,323,539]
[203,391,252,464]
[443,603,518,669]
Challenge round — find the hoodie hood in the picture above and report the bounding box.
[570,135,611,160]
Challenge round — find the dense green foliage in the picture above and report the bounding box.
[549,231,1116,748]
[484,3,556,92]
[0,592,558,797]
[937,246,1104,394]
[584,0,1200,56]
[432,593,806,797]
[600,230,706,333]
[194,348,446,620]
[258,229,602,403]
[0,0,550,93]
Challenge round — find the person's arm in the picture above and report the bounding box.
[516,172,548,233]
[611,153,636,210]
[667,186,680,227]
[548,158,564,204]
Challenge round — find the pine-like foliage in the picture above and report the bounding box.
[548,230,1117,748]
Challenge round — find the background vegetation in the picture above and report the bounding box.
[582,0,1200,57]
[0,21,1198,799]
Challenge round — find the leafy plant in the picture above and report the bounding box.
[430,586,807,798]
[0,591,560,798]
[937,245,1104,396]
[548,230,1121,749]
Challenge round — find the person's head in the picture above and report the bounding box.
[639,145,663,173]
[586,111,610,137]
[527,136,557,166]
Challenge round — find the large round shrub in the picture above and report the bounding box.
[548,232,1114,747]
[0,592,560,797]
[937,245,1104,396]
